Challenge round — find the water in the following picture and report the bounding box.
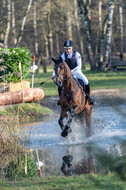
[21,104,126,176]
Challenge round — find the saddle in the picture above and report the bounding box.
[73,76,84,91]
[73,76,95,105]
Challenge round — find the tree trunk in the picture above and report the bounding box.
[74,0,84,55]
[66,0,72,40]
[102,0,115,70]
[34,0,38,56]
[33,0,39,74]
[4,0,11,48]
[98,16,108,70]
[119,0,123,60]
[15,0,33,47]
[77,0,96,70]
[48,0,53,56]
[0,0,6,46]
[0,88,44,106]
[44,32,49,58]
[56,33,60,55]
[98,0,102,36]
[11,0,17,46]
[96,0,102,55]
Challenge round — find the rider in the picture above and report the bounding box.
[51,40,94,105]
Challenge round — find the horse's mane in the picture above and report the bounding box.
[63,61,72,77]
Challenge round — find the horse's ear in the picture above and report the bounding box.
[51,57,55,62]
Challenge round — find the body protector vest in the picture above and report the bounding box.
[65,50,77,70]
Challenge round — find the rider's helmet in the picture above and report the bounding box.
[64,40,74,48]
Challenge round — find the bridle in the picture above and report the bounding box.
[53,62,69,86]
[53,61,81,102]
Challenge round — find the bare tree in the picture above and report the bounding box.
[15,0,33,47]
[119,0,123,60]
[66,0,73,40]
[77,0,96,70]
[33,0,38,57]
[11,0,17,46]
[48,0,53,56]
[33,0,39,73]
[4,0,11,48]
[102,0,115,70]
[74,0,84,55]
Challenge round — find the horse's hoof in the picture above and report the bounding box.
[61,130,68,137]
[61,127,72,137]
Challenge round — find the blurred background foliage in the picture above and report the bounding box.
[0,0,126,72]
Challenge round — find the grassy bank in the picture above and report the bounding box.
[0,174,126,190]
[27,65,126,96]
[0,103,53,123]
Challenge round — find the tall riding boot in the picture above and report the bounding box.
[57,87,62,105]
[84,84,95,105]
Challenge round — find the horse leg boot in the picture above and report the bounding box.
[57,87,62,105]
[84,84,95,105]
[61,114,72,137]
[58,116,65,130]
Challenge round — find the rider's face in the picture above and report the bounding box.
[64,47,73,54]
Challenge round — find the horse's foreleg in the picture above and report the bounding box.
[61,111,73,138]
[58,108,68,131]
[58,116,65,130]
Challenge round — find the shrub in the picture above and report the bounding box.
[0,47,32,83]
[4,154,38,179]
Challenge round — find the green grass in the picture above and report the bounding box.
[0,174,126,190]
[0,103,53,123]
[27,65,126,96]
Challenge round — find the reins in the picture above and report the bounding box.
[54,62,82,101]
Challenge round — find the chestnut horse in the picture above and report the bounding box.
[52,57,92,137]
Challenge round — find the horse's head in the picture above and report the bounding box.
[52,57,66,87]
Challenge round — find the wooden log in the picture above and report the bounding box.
[0,88,44,106]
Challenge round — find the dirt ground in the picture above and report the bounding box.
[41,88,126,112]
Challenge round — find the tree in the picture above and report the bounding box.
[119,0,124,60]
[4,0,11,48]
[77,0,96,70]
[102,0,115,70]
[15,0,33,47]
[77,0,118,71]
[1,0,126,72]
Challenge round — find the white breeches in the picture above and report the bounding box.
[72,70,88,85]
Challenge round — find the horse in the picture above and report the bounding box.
[52,57,93,137]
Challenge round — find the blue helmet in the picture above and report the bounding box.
[64,40,74,48]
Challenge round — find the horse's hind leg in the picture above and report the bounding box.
[85,105,92,137]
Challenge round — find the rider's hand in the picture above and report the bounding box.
[51,73,55,80]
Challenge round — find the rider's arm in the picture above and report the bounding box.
[51,70,55,79]
[71,52,82,73]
